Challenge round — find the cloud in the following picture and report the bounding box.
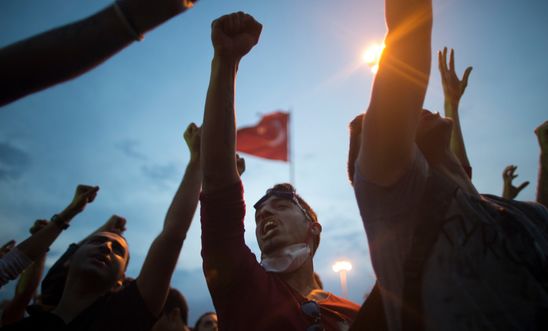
[115,140,147,161]
[0,142,31,181]
[141,163,178,183]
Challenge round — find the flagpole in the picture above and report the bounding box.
[289,107,295,186]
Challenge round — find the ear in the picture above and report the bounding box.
[113,273,126,290]
[310,222,322,236]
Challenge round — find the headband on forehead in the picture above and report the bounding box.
[253,188,313,222]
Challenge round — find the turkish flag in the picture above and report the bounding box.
[236,111,289,162]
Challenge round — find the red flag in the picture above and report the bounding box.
[236,111,289,161]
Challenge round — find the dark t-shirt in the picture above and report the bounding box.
[200,182,359,331]
[353,148,548,330]
[0,280,157,331]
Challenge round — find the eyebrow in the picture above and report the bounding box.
[90,236,127,255]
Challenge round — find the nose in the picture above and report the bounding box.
[256,205,274,223]
[98,240,113,254]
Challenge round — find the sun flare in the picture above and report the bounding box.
[362,42,385,74]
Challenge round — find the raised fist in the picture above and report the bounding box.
[67,185,99,215]
[211,12,262,60]
[100,215,127,235]
[183,122,201,159]
[29,219,49,235]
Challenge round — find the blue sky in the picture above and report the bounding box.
[1,0,547,325]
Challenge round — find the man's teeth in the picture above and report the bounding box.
[263,220,276,235]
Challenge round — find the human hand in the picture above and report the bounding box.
[438,47,472,107]
[97,215,127,236]
[502,165,529,200]
[65,185,99,217]
[535,120,548,152]
[236,153,246,176]
[183,122,201,160]
[151,308,188,331]
[29,219,49,235]
[211,12,262,61]
[0,240,16,258]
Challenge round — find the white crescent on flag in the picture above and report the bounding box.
[266,119,286,147]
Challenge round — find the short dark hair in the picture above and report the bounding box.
[348,114,364,185]
[268,183,321,255]
[163,288,189,325]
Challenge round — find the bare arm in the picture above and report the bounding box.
[536,121,548,207]
[201,12,262,194]
[438,48,473,176]
[358,0,433,186]
[15,185,98,261]
[136,123,202,316]
[1,221,48,326]
[0,0,196,107]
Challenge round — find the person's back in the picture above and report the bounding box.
[353,153,548,330]
[350,0,548,328]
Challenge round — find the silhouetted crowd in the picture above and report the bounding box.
[1,0,547,330]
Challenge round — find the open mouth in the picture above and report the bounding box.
[91,254,110,267]
[262,219,278,239]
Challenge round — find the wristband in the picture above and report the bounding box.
[51,214,70,230]
[113,1,144,42]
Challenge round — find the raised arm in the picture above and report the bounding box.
[358,0,433,185]
[0,0,197,107]
[1,221,48,326]
[438,47,473,177]
[15,185,98,261]
[502,165,529,200]
[535,121,548,207]
[136,123,203,316]
[201,12,262,194]
[0,185,97,289]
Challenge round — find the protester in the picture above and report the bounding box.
[0,185,98,289]
[39,215,128,308]
[1,221,49,326]
[199,12,359,330]
[502,165,529,200]
[438,47,473,178]
[536,120,548,207]
[193,312,218,331]
[0,0,198,106]
[0,123,202,330]
[351,0,548,329]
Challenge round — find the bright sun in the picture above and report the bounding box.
[362,42,385,74]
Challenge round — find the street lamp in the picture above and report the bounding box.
[332,260,352,298]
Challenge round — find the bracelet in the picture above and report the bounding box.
[51,214,70,230]
[113,1,144,42]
